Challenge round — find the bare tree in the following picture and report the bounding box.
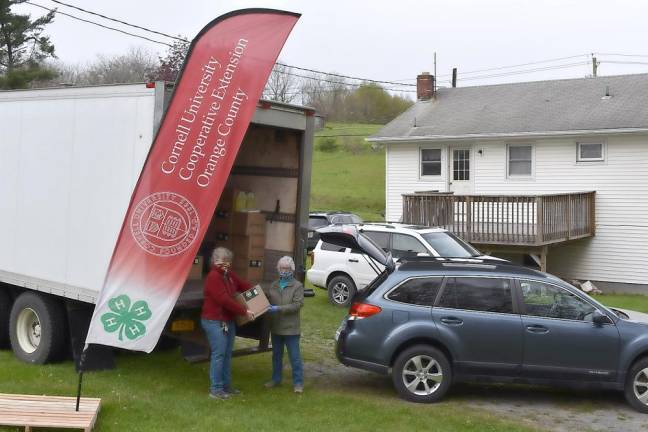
[82,47,158,85]
[263,62,299,103]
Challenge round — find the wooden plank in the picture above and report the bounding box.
[0,394,100,431]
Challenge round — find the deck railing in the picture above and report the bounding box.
[402,191,596,246]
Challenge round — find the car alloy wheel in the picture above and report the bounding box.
[401,355,443,396]
[634,367,648,406]
[332,282,350,304]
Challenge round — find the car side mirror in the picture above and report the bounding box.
[592,310,613,326]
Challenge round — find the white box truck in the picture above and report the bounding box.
[0,82,314,367]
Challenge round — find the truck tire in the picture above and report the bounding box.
[327,275,356,307]
[0,290,11,348]
[9,292,67,364]
[392,345,452,403]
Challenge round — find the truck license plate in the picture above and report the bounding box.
[171,319,195,332]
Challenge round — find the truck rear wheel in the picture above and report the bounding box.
[9,292,67,364]
[0,290,11,348]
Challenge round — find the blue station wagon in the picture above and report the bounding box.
[319,225,648,413]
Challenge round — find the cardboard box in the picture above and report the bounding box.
[231,234,265,258]
[234,285,270,326]
[187,256,203,280]
[232,211,266,236]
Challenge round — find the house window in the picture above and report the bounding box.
[421,148,442,176]
[577,143,604,162]
[508,145,533,177]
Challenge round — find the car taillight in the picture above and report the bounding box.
[349,303,382,320]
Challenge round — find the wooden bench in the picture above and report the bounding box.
[0,393,101,432]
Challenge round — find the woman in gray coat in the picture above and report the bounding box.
[264,256,304,393]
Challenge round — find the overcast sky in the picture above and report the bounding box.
[15,0,648,89]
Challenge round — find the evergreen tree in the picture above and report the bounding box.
[0,0,56,89]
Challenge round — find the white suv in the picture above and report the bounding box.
[307,223,496,306]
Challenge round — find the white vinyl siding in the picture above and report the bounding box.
[385,135,648,287]
[473,135,648,286]
[385,143,447,221]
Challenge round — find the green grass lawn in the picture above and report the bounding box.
[1,292,647,431]
[310,122,386,221]
[0,292,536,432]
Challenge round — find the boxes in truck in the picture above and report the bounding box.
[231,234,265,258]
[0,83,314,366]
[232,211,266,236]
[233,257,264,284]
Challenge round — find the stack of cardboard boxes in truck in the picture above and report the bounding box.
[202,188,266,284]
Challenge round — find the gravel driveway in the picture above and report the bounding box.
[306,361,647,432]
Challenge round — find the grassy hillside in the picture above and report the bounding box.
[310,123,386,221]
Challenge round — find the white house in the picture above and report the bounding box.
[368,73,648,293]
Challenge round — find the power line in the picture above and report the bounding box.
[600,60,648,66]
[595,53,648,58]
[45,0,415,88]
[445,54,590,77]
[457,61,590,82]
[48,0,187,42]
[26,1,173,47]
[275,62,415,87]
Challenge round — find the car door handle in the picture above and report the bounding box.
[440,317,463,325]
[348,258,359,263]
[526,324,549,334]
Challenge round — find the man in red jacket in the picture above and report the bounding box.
[201,247,255,399]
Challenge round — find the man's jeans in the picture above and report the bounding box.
[271,334,304,386]
[201,319,236,393]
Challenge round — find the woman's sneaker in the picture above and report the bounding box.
[209,390,230,400]
[294,385,304,394]
[264,381,280,388]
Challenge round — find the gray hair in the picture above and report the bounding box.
[276,256,295,271]
[211,247,233,265]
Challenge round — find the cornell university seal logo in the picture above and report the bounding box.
[130,192,200,257]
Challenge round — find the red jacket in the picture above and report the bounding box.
[201,266,252,321]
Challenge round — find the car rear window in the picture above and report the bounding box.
[437,277,513,314]
[387,277,443,307]
[320,241,346,252]
[363,231,390,251]
[421,232,479,258]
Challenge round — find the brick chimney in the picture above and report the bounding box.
[417,72,435,100]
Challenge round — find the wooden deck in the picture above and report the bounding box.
[402,191,596,247]
[0,393,101,432]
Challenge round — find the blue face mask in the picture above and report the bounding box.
[279,270,293,280]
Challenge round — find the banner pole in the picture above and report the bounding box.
[75,348,87,412]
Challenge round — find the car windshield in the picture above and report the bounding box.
[330,214,362,224]
[420,232,480,258]
[308,217,329,229]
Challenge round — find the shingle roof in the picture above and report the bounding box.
[370,73,648,140]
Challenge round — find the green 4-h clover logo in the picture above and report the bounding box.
[101,295,152,341]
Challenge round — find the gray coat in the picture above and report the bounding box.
[264,279,304,335]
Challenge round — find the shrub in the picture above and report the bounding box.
[318,137,338,153]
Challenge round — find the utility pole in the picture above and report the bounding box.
[452,68,457,88]
[592,56,599,77]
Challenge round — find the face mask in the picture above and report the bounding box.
[279,270,293,280]
[215,261,231,270]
